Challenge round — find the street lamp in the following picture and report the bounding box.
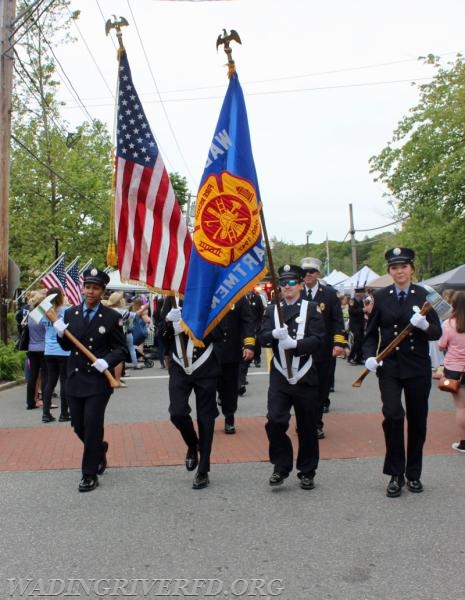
[305,230,312,254]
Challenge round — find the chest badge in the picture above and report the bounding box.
[319,302,325,312]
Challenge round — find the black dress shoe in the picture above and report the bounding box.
[97,441,109,475]
[224,423,236,434]
[317,428,325,439]
[185,447,198,471]
[407,479,424,493]
[238,386,246,396]
[58,413,71,422]
[299,474,315,490]
[269,471,288,486]
[192,471,209,489]
[42,413,56,423]
[386,475,405,498]
[78,475,99,492]
[322,405,329,414]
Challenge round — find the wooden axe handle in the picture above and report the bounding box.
[352,301,432,388]
[46,309,120,388]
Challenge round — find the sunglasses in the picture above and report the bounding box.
[304,269,318,274]
[279,279,300,287]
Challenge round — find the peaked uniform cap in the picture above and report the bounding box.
[300,257,322,272]
[82,268,110,287]
[278,264,304,280]
[385,247,415,266]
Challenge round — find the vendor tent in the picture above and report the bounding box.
[340,265,379,294]
[106,270,150,292]
[323,269,349,286]
[367,273,394,289]
[421,264,465,293]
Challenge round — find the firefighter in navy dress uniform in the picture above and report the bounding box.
[54,268,128,492]
[362,248,442,498]
[300,257,346,438]
[165,305,222,490]
[258,265,325,490]
[215,297,256,434]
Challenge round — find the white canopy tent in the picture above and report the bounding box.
[106,270,150,293]
[323,269,349,286]
[339,265,379,295]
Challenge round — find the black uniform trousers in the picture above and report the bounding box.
[265,369,320,477]
[314,355,332,428]
[348,326,364,364]
[378,374,430,480]
[218,361,240,424]
[169,362,219,474]
[43,355,68,417]
[67,391,110,476]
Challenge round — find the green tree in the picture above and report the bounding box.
[370,54,465,275]
[10,1,113,283]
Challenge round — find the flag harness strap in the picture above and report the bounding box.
[273,300,312,385]
[172,336,213,375]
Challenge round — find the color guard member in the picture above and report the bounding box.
[54,268,128,492]
[363,248,441,497]
[259,265,325,490]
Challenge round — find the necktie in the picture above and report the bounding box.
[398,291,406,305]
[83,309,91,323]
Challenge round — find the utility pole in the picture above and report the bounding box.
[349,203,357,274]
[0,0,17,343]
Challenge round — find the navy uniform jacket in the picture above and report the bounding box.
[348,297,365,332]
[302,283,346,359]
[258,298,325,386]
[362,284,441,379]
[214,297,256,364]
[58,304,128,396]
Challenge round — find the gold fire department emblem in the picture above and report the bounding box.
[193,172,260,266]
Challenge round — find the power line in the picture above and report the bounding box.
[124,0,197,189]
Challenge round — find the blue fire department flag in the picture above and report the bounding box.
[182,72,267,344]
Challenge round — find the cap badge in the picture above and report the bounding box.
[283,264,291,272]
[393,248,401,256]
[91,268,98,276]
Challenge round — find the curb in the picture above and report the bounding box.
[0,379,25,392]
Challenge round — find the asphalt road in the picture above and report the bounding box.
[0,356,464,600]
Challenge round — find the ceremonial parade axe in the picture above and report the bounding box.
[352,286,451,388]
[29,294,120,388]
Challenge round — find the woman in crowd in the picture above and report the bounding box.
[438,291,465,453]
[41,287,71,423]
[26,290,47,410]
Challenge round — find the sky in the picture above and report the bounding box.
[47,0,465,247]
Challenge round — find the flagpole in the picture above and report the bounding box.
[17,252,65,303]
[105,15,129,268]
[217,31,292,377]
[65,256,80,272]
[79,259,92,275]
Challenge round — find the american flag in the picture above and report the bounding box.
[41,256,67,291]
[114,50,192,294]
[65,261,82,306]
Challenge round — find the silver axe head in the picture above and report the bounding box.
[28,293,57,324]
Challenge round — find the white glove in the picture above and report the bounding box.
[272,326,288,340]
[92,358,109,373]
[279,335,297,350]
[365,356,383,372]
[53,318,68,337]
[166,307,182,322]
[410,312,429,331]
[173,320,184,335]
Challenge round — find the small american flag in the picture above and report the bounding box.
[65,261,82,306]
[114,50,192,294]
[41,256,67,291]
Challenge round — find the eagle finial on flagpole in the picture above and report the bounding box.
[105,15,129,57]
[216,29,241,78]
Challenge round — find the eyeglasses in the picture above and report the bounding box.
[304,269,318,274]
[279,279,299,287]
